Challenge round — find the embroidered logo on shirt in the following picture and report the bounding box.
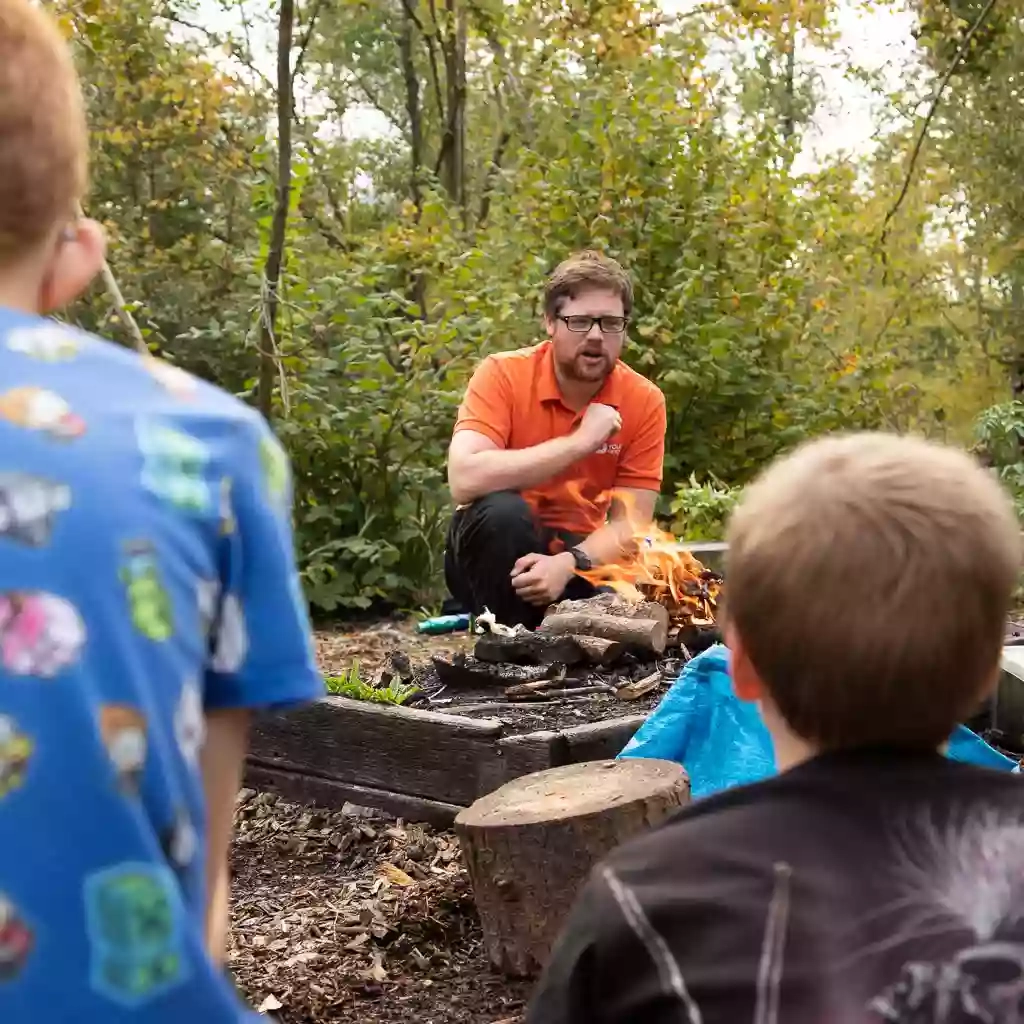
[99,706,147,795]
[6,324,80,362]
[0,591,85,678]
[83,863,189,1007]
[0,387,86,440]
[0,893,33,980]
[136,417,212,515]
[0,716,32,798]
[595,442,623,456]
[0,473,71,548]
[120,542,174,643]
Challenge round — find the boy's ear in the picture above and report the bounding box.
[38,218,106,313]
[724,621,765,703]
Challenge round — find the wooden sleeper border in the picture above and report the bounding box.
[246,695,648,826]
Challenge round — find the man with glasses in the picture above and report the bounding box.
[444,251,667,628]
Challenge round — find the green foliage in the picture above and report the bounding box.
[324,660,421,705]
[670,476,741,542]
[974,401,1024,516]
[59,0,1022,615]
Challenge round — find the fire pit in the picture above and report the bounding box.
[248,534,724,825]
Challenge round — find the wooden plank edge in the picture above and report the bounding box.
[558,715,649,763]
[256,694,505,737]
[244,759,465,827]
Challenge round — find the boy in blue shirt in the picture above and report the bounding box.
[0,1,324,1018]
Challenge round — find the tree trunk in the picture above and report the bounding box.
[258,0,295,420]
[455,759,690,976]
[437,0,467,213]
[399,5,423,213]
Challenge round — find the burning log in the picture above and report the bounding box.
[538,611,667,655]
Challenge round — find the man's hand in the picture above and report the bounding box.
[575,403,622,453]
[511,551,577,607]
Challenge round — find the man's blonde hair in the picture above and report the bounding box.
[0,0,87,262]
[725,432,1021,749]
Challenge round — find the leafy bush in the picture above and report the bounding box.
[974,401,1024,518]
[670,475,740,541]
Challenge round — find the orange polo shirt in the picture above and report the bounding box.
[453,341,666,535]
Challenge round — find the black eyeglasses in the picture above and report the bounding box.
[558,315,629,335]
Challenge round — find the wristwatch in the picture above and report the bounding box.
[568,546,593,571]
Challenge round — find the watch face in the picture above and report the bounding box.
[572,547,592,571]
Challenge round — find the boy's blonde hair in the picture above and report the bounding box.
[726,432,1021,749]
[0,0,87,263]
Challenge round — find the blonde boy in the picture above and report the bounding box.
[0,2,322,1019]
[529,433,1024,1024]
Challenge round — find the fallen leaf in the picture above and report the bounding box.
[257,993,283,1013]
[366,952,388,983]
[284,950,320,967]
[345,932,370,951]
[382,863,416,887]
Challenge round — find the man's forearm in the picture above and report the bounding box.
[574,519,636,567]
[450,433,590,505]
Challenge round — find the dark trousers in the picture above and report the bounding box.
[444,491,597,629]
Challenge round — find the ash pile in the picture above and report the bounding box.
[418,552,723,727]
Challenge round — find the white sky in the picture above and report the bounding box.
[192,0,921,169]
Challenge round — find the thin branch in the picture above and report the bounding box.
[881,0,999,239]
[418,0,448,125]
[72,203,147,354]
[159,9,275,93]
[292,0,327,85]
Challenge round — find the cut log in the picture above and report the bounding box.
[474,631,585,667]
[455,758,690,976]
[431,655,556,690]
[550,594,671,632]
[574,635,623,666]
[538,612,667,654]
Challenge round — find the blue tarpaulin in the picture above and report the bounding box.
[618,644,1019,800]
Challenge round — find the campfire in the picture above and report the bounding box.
[424,493,723,715]
[573,486,722,635]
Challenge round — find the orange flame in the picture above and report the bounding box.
[565,482,721,626]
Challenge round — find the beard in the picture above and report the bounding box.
[558,347,615,383]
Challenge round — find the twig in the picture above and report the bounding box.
[881,0,999,243]
[291,0,326,85]
[506,685,613,702]
[76,205,147,354]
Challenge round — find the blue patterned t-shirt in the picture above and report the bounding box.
[0,309,324,1020]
